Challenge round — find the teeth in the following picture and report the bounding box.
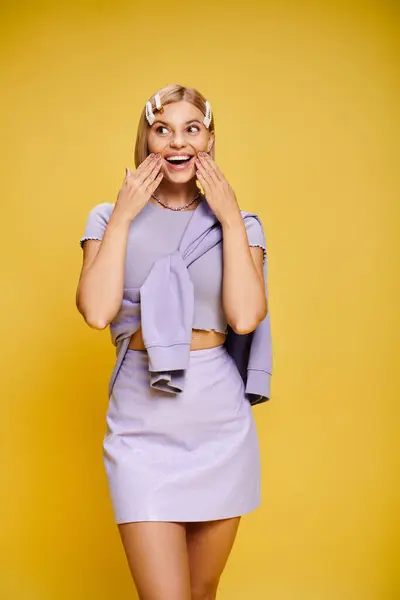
[166,155,191,161]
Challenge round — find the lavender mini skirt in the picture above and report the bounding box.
[102,344,261,524]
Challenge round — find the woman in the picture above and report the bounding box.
[76,84,271,600]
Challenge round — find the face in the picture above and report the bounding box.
[147,100,214,183]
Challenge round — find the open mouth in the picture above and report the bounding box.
[164,155,194,170]
[165,156,193,165]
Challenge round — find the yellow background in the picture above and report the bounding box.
[1,1,398,598]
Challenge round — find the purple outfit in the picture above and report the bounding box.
[79,197,272,523]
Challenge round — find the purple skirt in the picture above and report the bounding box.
[102,344,261,523]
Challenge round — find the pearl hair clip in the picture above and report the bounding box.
[145,94,212,129]
[203,101,212,128]
[145,93,163,126]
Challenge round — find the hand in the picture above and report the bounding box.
[114,153,163,221]
[194,152,241,225]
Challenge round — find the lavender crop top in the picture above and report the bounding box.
[79,199,267,336]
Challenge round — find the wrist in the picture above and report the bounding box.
[220,209,244,230]
[108,207,133,231]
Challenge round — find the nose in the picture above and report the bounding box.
[170,130,185,148]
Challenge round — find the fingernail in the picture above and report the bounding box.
[149,153,155,158]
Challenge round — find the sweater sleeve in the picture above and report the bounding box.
[79,202,114,248]
[243,214,267,264]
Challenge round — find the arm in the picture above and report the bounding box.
[76,154,164,329]
[221,213,268,334]
[194,152,268,335]
[76,208,132,329]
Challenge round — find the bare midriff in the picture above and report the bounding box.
[128,327,226,351]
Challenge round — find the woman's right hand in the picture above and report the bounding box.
[114,153,163,221]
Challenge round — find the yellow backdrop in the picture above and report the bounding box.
[1,1,398,598]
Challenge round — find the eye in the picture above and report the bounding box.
[188,124,200,133]
[155,126,169,134]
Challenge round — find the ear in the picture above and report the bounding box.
[207,131,215,153]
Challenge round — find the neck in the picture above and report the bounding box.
[152,179,201,208]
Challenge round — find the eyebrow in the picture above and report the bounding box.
[152,119,202,127]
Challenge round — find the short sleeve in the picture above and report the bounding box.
[244,214,267,264]
[79,202,114,248]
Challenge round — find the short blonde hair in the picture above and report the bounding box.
[134,84,215,167]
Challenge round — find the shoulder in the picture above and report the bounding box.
[79,202,116,248]
[85,202,115,222]
[240,210,266,241]
[239,210,267,263]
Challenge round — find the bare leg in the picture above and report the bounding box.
[186,517,241,600]
[117,521,191,600]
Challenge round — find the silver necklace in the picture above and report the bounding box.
[151,189,202,211]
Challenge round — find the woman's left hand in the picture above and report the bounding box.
[195,152,241,225]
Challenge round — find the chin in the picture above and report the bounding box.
[163,170,196,184]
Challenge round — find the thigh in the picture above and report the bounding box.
[118,521,191,600]
[186,517,241,599]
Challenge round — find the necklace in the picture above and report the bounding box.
[151,189,202,211]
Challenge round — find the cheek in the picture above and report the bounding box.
[147,134,166,152]
[192,133,210,151]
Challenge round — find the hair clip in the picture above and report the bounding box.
[145,93,164,126]
[203,100,212,128]
[154,93,164,114]
[145,101,155,126]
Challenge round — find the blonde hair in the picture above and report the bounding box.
[134,84,215,168]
